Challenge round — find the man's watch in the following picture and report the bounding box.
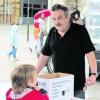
[91,73,98,77]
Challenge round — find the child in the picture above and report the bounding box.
[6,64,49,100]
[8,22,19,61]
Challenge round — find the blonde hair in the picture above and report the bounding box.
[11,64,37,94]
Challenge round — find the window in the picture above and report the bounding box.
[87,0,100,41]
[33,4,41,8]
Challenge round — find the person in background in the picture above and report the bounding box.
[29,15,46,55]
[70,10,84,25]
[38,13,46,53]
[34,21,40,42]
[8,22,19,61]
[36,4,97,99]
[29,21,40,53]
[6,64,49,100]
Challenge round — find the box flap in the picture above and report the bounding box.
[38,73,73,79]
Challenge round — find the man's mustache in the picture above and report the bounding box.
[56,23,62,27]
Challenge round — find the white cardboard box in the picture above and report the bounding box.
[38,73,74,100]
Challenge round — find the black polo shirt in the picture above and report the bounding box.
[41,22,95,90]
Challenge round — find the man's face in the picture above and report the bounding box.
[51,9,69,32]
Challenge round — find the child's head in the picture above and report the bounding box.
[11,64,37,94]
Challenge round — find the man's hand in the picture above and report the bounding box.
[85,75,96,86]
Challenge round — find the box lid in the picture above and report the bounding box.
[38,73,74,79]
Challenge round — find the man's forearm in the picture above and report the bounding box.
[36,54,49,73]
[86,51,97,73]
[85,51,97,86]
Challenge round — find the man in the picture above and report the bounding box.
[36,4,97,99]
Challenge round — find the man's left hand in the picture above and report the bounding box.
[85,75,96,86]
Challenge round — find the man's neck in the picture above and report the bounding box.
[58,22,71,37]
